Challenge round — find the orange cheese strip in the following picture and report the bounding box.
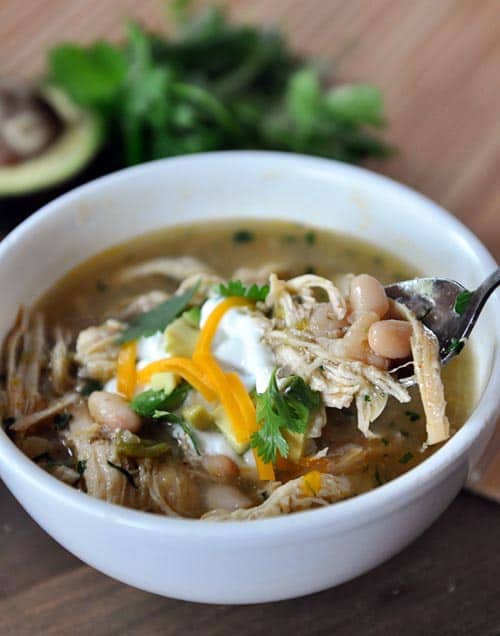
[117,341,137,400]
[226,372,275,481]
[196,353,247,444]
[301,470,322,496]
[194,296,251,358]
[136,357,217,402]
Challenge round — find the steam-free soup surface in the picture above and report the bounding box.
[7,220,474,518]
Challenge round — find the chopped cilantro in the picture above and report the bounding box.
[399,452,414,464]
[232,230,255,244]
[304,231,316,245]
[364,394,371,402]
[405,410,421,422]
[217,280,269,302]
[76,459,87,476]
[447,337,465,356]
[454,290,473,316]
[107,460,138,489]
[250,370,320,463]
[80,379,103,396]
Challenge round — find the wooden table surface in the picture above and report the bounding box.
[1,1,499,634]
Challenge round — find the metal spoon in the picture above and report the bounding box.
[385,266,500,366]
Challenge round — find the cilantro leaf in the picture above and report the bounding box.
[46,7,388,169]
[117,284,198,344]
[454,290,473,315]
[447,337,465,356]
[250,370,320,463]
[49,42,126,107]
[217,280,269,302]
[130,383,190,418]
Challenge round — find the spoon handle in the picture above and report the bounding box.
[462,267,500,340]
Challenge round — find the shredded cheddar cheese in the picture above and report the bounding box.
[133,295,274,480]
[301,470,322,496]
[225,371,275,481]
[117,341,137,399]
[194,296,251,358]
[137,357,217,402]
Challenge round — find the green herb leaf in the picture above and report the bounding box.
[107,460,138,488]
[80,379,104,396]
[179,420,201,455]
[217,280,269,302]
[49,42,126,107]
[304,231,316,245]
[454,290,473,315]
[151,411,201,456]
[232,229,255,243]
[47,7,388,167]
[130,383,190,418]
[76,459,87,476]
[399,452,414,464]
[447,337,465,356]
[182,306,201,327]
[117,284,198,344]
[250,370,320,463]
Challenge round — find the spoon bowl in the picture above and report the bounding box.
[386,267,500,365]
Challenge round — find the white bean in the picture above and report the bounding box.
[205,484,252,512]
[350,274,389,319]
[368,320,412,359]
[202,454,240,482]
[88,391,142,433]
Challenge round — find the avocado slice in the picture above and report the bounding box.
[212,406,249,455]
[0,85,102,196]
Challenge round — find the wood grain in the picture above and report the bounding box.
[0,1,499,633]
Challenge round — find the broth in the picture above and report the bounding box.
[6,220,475,518]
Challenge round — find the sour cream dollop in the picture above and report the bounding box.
[200,297,275,393]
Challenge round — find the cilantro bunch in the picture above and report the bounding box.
[48,3,388,166]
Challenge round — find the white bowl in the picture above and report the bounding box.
[0,152,498,604]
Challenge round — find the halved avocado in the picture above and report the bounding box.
[0,85,102,197]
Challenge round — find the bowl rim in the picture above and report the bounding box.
[0,149,498,539]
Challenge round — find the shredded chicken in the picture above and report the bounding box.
[4,309,47,417]
[232,262,294,286]
[74,319,124,382]
[397,302,450,444]
[112,290,170,320]
[65,405,201,517]
[263,274,414,437]
[50,326,72,394]
[202,473,352,520]
[176,272,224,303]
[10,392,80,433]
[113,256,214,284]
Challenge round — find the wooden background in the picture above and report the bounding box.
[1,1,499,634]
